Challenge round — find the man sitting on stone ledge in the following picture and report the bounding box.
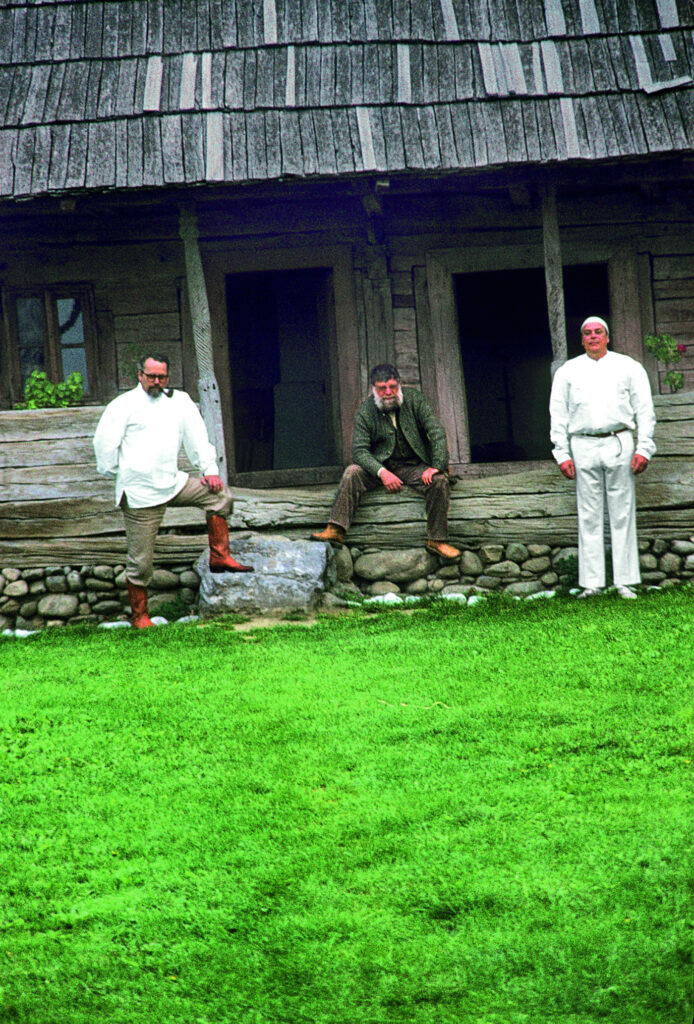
[311,363,460,562]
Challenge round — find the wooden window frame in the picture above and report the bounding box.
[201,245,362,487]
[2,283,99,406]
[418,243,654,475]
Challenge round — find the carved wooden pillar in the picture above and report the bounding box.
[541,186,567,376]
[178,203,228,484]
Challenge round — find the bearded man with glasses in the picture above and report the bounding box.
[311,363,460,561]
[94,353,253,628]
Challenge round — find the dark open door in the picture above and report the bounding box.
[226,267,339,474]
[455,264,610,462]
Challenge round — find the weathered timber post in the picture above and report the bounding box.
[360,193,395,371]
[179,203,228,484]
[541,186,568,377]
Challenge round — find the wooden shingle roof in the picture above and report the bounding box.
[0,0,692,198]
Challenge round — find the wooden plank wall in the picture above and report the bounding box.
[652,252,694,393]
[1,393,692,568]
[381,191,694,397]
[0,224,190,408]
[2,183,693,413]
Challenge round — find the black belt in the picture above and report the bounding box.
[572,429,629,438]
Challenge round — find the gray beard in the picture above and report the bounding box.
[373,388,403,412]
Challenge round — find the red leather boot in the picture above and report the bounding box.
[126,580,155,628]
[207,514,254,573]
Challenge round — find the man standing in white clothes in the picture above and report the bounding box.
[94,353,253,628]
[549,317,656,598]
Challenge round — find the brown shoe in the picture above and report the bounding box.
[426,540,461,562]
[310,524,346,546]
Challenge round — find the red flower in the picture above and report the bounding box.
[677,344,687,354]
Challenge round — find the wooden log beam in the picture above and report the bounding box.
[179,203,228,483]
[3,459,691,550]
[541,185,568,375]
[0,438,97,469]
[0,406,103,441]
[0,535,210,569]
[1,395,692,562]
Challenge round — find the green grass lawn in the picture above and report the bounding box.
[1,591,692,1024]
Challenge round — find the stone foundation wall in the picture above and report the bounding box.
[333,536,694,599]
[1,535,693,632]
[0,565,200,632]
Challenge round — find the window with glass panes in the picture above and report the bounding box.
[5,287,96,402]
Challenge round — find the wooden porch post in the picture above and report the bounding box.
[178,203,228,484]
[541,186,567,376]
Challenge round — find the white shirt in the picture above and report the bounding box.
[549,351,656,465]
[93,384,220,507]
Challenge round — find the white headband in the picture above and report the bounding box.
[581,316,609,333]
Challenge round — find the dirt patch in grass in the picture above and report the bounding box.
[199,604,355,632]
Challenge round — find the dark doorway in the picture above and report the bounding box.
[226,268,338,473]
[455,264,609,462]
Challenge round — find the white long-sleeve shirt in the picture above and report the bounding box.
[549,351,656,465]
[93,384,220,507]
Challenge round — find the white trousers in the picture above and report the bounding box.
[570,432,640,588]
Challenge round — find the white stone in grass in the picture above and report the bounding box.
[402,595,425,604]
[467,594,487,607]
[13,629,39,638]
[150,616,169,626]
[524,590,557,601]
[2,628,15,637]
[439,593,468,604]
[175,615,200,624]
[98,620,132,629]
[364,593,404,606]
[569,588,581,596]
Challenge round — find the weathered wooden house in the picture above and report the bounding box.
[0,0,693,621]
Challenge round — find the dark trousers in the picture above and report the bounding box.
[328,461,450,541]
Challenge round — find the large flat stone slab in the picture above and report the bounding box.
[196,533,336,617]
[353,548,437,582]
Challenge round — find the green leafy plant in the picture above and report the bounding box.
[14,370,84,409]
[644,333,688,393]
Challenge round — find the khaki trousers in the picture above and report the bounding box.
[121,476,233,586]
[329,461,450,541]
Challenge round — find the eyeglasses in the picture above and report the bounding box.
[141,372,169,382]
[373,380,399,394]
